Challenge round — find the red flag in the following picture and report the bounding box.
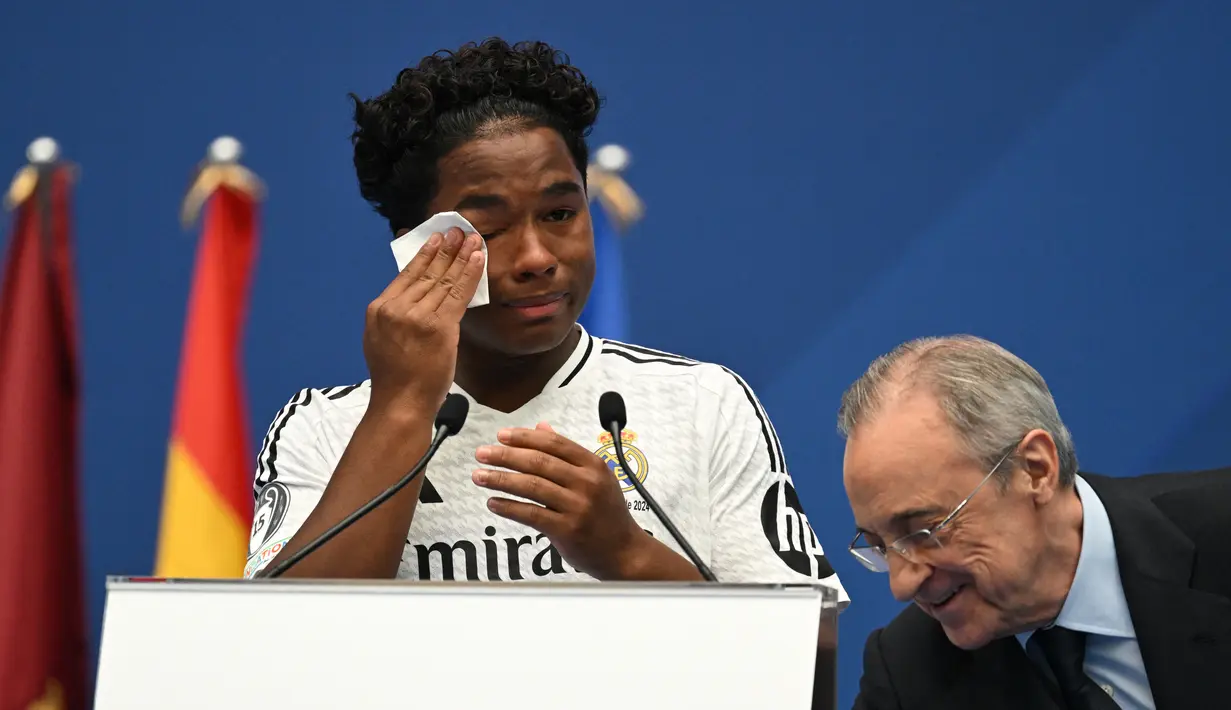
[155,142,263,577]
[0,148,89,709]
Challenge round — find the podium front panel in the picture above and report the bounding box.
[96,578,837,710]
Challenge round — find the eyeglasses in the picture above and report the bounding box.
[848,440,1021,573]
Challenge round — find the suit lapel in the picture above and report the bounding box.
[1093,477,1231,710]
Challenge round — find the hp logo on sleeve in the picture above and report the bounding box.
[760,480,835,580]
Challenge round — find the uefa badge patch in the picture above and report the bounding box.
[594,430,649,492]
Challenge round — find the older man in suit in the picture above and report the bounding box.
[839,335,1230,710]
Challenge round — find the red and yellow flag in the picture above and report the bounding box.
[155,138,263,577]
[0,140,89,709]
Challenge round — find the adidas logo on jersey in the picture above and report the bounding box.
[407,525,657,581]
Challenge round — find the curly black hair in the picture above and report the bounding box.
[349,38,603,234]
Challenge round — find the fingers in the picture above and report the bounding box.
[373,232,442,303]
[420,232,484,314]
[474,443,578,487]
[472,469,577,511]
[485,498,561,533]
[492,426,595,468]
[390,227,472,309]
[431,243,486,319]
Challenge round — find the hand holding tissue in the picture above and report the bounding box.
[390,211,490,308]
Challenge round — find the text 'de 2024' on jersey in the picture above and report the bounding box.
[245,326,848,605]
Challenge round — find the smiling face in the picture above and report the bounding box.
[426,125,595,357]
[842,389,1072,650]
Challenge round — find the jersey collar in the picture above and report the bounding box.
[544,324,598,390]
[448,324,599,408]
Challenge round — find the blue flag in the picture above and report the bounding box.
[579,197,630,340]
[580,146,643,341]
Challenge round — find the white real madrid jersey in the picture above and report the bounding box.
[245,326,848,604]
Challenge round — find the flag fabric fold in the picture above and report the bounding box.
[0,151,89,709]
[581,151,643,341]
[154,148,262,578]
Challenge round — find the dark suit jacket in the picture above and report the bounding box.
[852,468,1231,710]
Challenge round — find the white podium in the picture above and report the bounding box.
[95,577,840,709]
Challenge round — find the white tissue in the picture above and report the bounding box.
[390,211,490,308]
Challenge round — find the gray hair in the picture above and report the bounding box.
[836,335,1078,487]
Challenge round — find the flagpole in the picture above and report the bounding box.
[32,138,59,253]
[30,139,80,393]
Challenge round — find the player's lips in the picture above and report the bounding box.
[504,291,567,319]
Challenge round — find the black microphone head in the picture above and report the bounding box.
[598,391,627,431]
[435,393,469,436]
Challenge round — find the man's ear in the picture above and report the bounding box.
[1018,429,1062,504]
[394,227,410,238]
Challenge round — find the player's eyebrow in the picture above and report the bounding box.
[541,180,582,198]
[452,181,580,212]
[453,193,506,211]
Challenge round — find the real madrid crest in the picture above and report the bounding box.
[594,430,649,492]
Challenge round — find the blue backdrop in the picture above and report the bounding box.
[3,1,1229,706]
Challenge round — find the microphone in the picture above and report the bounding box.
[598,391,717,582]
[260,393,470,579]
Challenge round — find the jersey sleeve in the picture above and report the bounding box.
[704,367,849,608]
[244,388,337,578]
